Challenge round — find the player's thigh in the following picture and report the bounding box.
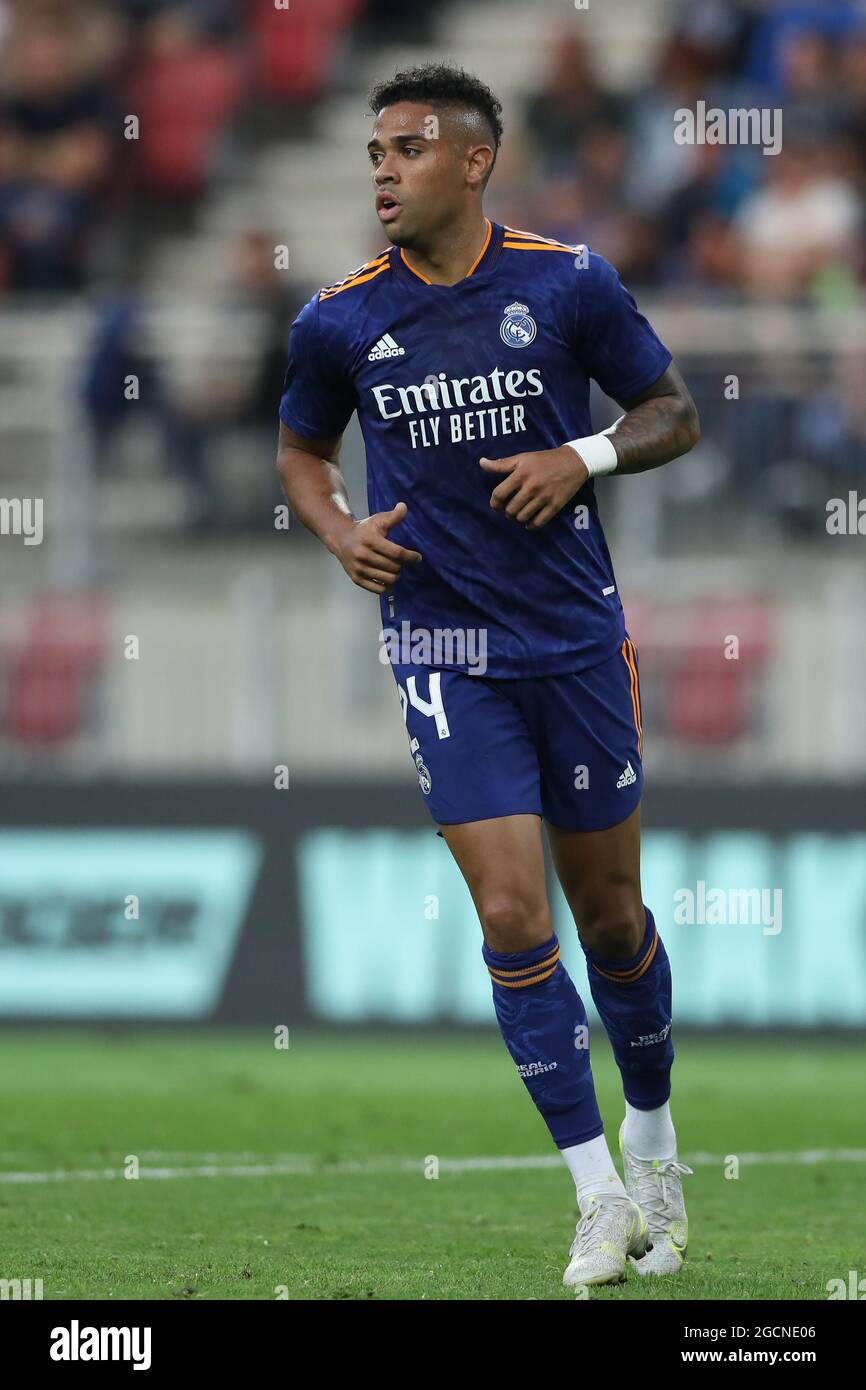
[547,805,644,958]
[390,663,550,951]
[533,638,644,836]
[442,814,553,953]
[391,663,541,827]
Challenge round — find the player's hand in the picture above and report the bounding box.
[333,501,422,594]
[480,446,590,530]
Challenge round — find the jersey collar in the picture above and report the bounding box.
[391,219,503,288]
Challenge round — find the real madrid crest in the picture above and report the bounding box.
[500,301,537,349]
[414,750,432,795]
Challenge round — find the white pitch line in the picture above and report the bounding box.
[1,1149,866,1185]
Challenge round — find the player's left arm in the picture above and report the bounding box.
[601,361,700,474]
[481,362,700,530]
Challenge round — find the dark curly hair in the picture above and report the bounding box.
[368,62,503,182]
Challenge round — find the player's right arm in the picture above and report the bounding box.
[277,293,422,594]
[276,422,421,595]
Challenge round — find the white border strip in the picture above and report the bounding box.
[1,1149,865,1185]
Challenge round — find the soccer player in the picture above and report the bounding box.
[277,63,700,1287]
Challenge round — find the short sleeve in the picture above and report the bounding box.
[573,253,672,404]
[278,294,356,439]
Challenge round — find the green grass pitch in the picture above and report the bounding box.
[2,1030,863,1300]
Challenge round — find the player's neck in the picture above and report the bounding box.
[400,212,490,287]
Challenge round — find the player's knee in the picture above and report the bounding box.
[579,901,645,959]
[479,896,552,954]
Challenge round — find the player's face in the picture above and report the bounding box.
[367,102,468,247]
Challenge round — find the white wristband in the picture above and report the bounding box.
[565,420,621,478]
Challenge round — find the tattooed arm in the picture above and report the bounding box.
[481,362,700,529]
[604,362,700,474]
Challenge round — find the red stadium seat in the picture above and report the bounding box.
[670,599,769,744]
[5,595,108,745]
[130,42,245,197]
[248,0,365,103]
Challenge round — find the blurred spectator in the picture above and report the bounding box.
[785,349,866,502]
[679,210,741,295]
[0,5,117,292]
[80,291,224,531]
[81,232,298,534]
[355,0,439,46]
[744,0,864,92]
[161,228,300,532]
[625,35,719,215]
[734,137,861,299]
[674,0,755,82]
[657,143,747,291]
[110,0,241,38]
[523,33,625,179]
[777,28,846,142]
[838,29,866,191]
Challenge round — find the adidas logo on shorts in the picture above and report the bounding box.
[617,760,637,789]
[368,332,405,361]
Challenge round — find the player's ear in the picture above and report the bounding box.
[466,143,494,191]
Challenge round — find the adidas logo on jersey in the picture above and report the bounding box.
[617,760,637,789]
[368,333,405,361]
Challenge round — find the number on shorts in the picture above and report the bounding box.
[397,673,450,739]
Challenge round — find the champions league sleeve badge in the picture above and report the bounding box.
[499,301,537,349]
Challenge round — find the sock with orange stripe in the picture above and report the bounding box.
[580,907,674,1111]
[482,933,604,1149]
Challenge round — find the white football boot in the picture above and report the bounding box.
[562,1193,650,1288]
[619,1120,693,1275]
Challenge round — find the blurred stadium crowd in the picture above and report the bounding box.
[1,0,863,533]
[512,6,865,300]
[1,0,864,297]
